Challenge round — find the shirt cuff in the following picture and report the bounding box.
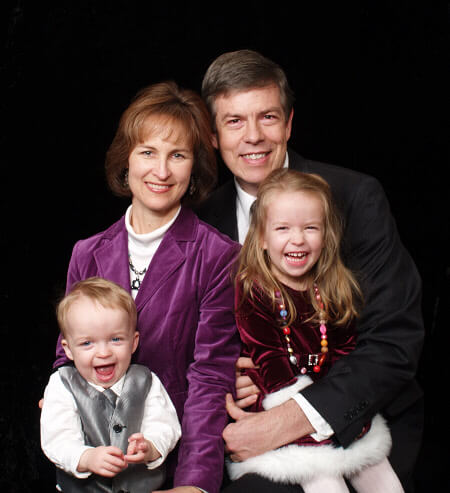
[145,453,165,470]
[291,393,334,441]
[70,446,93,478]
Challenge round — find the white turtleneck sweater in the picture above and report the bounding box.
[125,205,181,299]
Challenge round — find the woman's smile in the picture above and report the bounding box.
[127,122,194,233]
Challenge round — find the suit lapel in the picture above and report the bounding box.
[288,148,309,172]
[213,181,239,241]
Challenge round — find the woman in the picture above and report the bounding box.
[54,81,241,493]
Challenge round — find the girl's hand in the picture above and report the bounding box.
[125,432,161,463]
[78,446,127,477]
[235,356,260,408]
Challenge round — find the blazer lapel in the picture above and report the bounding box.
[134,209,194,310]
[93,219,131,292]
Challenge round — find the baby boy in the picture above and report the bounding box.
[40,277,181,492]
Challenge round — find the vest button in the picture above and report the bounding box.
[113,424,123,433]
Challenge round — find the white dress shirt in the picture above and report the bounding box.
[235,153,334,441]
[41,369,181,478]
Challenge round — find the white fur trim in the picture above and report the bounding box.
[227,414,392,484]
[262,375,314,410]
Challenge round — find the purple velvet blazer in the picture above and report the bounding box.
[54,207,241,493]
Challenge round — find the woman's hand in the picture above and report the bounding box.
[235,356,260,408]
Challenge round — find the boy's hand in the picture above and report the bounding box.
[78,446,127,477]
[125,433,161,464]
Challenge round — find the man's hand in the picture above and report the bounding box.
[78,446,128,477]
[235,357,260,408]
[223,393,315,462]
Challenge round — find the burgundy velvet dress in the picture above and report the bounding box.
[228,283,393,484]
[236,283,356,448]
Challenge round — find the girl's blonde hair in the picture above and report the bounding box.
[236,168,362,326]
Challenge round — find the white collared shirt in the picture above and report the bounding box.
[41,369,181,479]
[235,154,289,243]
[235,152,334,441]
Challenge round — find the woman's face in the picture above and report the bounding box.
[127,119,194,233]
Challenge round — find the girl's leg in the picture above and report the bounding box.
[349,457,404,493]
[302,476,349,493]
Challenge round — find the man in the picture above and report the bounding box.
[197,50,424,492]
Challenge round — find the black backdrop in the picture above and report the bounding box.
[2,2,448,491]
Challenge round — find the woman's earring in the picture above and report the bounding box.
[123,169,129,188]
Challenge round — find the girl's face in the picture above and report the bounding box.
[262,190,325,290]
[127,118,194,233]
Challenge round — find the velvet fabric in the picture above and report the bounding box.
[236,284,356,447]
[229,286,394,484]
[53,207,242,493]
[196,149,424,489]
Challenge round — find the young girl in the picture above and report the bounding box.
[228,169,403,493]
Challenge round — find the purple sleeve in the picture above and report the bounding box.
[173,245,241,493]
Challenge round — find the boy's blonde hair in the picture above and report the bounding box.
[236,168,362,326]
[57,277,137,337]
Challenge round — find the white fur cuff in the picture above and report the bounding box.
[227,414,391,484]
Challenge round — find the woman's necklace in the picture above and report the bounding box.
[276,284,328,374]
[128,254,147,291]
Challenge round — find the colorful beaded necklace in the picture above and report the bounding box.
[276,284,328,374]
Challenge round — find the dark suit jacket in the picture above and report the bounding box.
[196,149,424,450]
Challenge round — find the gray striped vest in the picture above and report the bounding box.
[56,364,165,492]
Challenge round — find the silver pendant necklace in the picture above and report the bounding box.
[128,254,147,291]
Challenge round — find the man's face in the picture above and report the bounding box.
[212,85,293,196]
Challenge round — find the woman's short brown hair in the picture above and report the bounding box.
[105,81,217,206]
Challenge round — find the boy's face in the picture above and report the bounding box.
[61,296,139,388]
